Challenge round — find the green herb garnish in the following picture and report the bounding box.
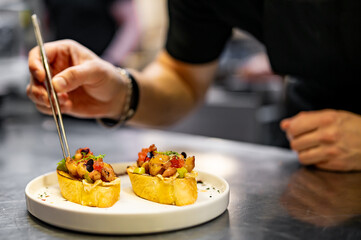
[155,151,179,156]
[57,158,68,172]
[94,154,106,160]
[80,154,106,162]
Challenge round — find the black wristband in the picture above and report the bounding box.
[125,70,139,121]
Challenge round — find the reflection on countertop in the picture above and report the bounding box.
[281,167,361,227]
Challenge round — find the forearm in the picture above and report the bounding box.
[129,64,193,127]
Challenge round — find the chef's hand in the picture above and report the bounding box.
[27,39,128,119]
[280,109,361,171]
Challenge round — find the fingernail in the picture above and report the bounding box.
[53,77,66,92]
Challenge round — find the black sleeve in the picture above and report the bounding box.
[165,0,233,64]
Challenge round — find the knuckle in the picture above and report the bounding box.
[319,129,339,143]
[325,147,340,158]
[63,39,77,46]
[66,69,77,83]
[88,60,101,71]
[34,90,45,102]
[31,87,42,100]
[297,111,307,117]
[320,111,337,125]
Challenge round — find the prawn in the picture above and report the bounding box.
[101,162,116,182]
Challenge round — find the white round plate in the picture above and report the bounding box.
[25,162,230,234]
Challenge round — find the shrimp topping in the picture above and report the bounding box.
[59,147,116,182]
[132,145,196,178]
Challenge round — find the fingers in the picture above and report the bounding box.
[281,110,338,138]
[28,40,67,80]
[28,40,100,105]
[297,146,326,165]
[26,77,49,106]
[28,42,67,85]
[281,110,361,172]
[52,60,104,93]
[315,161,351,172]
[280,118,291,130]
[27,81,69,109]
[34,96,72,115]
[290,130,320,152]
[281,112,320,138]
[295,142,348,171]
[28,39,83,83]
[290,130,339,165]
[35,103,53,115]
[28,46,46,83]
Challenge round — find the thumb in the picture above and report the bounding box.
[52,62,101,93]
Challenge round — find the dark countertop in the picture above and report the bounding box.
[1,94,361,240]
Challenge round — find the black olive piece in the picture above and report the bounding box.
[81,148,90,155]
[86,159,94,172]
[181,152,187,158]
[146,151,154,159]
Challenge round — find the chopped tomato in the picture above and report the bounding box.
[137,144,157,166]
[137,149,147,165]
[138,149,147,161]
[170,156,185,168]
[93,161,104,171]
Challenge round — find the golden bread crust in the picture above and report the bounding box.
[127,166,197,206]
[57,170,120,208]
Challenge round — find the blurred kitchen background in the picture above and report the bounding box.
[0,0,285,146]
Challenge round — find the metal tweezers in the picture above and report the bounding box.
[31,14,71,159]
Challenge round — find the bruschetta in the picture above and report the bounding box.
[56,147,120,208]
[127,144,197,206]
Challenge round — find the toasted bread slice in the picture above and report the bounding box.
[57,170,120,208]
[127,166,197,206]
